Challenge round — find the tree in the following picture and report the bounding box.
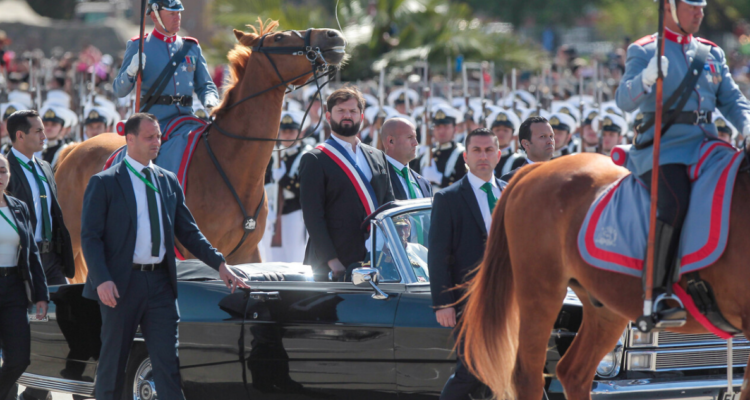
[26,0,77,20]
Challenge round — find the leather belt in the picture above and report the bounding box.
[37,240,52,255]
[637,111,712,133]
[143,95,193,107]
[133,262,166,271]
[0,266,19,276]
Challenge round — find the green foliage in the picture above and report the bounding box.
[594,0,657,41]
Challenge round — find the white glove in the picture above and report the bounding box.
[126,53,146,77]
[642,55,669,88]
[421,163,442,184]
[272,162,287,182]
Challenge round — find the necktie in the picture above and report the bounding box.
[29,161,52,241]
[480,182,498,215]
[393,165,418,199]
[142,168,161,257]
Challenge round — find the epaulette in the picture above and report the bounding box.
[633,35,656,46]
[183,36,199,44]
[130,33,148,42]
[696,37,718,47]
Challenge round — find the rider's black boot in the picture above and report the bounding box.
[636,220,687,332]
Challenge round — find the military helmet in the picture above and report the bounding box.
[148,0,184,14]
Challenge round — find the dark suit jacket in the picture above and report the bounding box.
[7,153,75,278]
[500,159,532,183]
[300,142,395,277]
[2,195,48,303]
[428,175,505,309]
[387,163,433,200]
[81,161,225,301]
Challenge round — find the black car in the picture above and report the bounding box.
[16,200,733,399]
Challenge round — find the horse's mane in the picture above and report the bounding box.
[212,18,280,116]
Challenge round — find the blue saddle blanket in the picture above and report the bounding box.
[577,140,745,278]
[105,115,207,188]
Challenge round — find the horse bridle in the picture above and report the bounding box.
[202,28,338,258]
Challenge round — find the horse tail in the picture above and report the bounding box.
[456,165,541,399]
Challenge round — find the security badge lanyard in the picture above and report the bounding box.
[14,157,47,183]
[0,207,18,234]
[124,159,160,193]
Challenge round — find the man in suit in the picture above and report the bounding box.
[6,109,74,286]
[428,128,506,400]
[381,118,432,200]
[500,116,555,182]
[81,113,248,400]
[300,86,395,281]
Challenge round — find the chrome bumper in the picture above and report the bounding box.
[590,375,744,399]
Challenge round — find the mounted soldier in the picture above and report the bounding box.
[113,0,218,134]
[616,0,750,326]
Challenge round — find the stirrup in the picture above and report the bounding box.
[636,293,687,332]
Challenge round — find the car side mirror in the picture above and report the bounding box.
[352,267,389,300]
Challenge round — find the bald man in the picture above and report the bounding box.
[382,118,432,200]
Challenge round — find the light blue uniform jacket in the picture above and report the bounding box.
[113,30,219,131]
[616,30,750,176]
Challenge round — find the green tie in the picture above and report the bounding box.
[392,165,418,199]
[29,161,52,241]
[142,168,161,257]
[480,181,498,215]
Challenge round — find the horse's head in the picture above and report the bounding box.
[214,19,347,116]
[236,20,346,83]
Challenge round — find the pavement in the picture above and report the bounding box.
[18,385,75,400]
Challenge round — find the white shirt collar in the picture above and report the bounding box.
[385,154,407,171]
[125,154,154,172]
[526,159,535,164]
[11,147,33,164]
[467,171,497,190]
[331,134,360,154]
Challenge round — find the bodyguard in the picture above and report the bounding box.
[381,118,432,200]
[6,110,75,286]
[81,113,248,400]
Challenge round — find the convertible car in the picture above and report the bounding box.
[13,199,744,399]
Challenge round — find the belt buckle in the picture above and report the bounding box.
[143,263,155,271]
[171,95,181,105]
[694,111,708,124]
[40,240,50,253]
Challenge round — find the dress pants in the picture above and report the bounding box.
[0,274,31,400]
[440,317,489,400]
[20,251,66,400]
[95,269,183,400]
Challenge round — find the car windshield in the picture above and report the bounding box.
[372,208,431,283]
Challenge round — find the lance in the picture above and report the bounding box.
[421,60,429,146]
[489,61,496,104]
[502,74,507,107]
[462,61,469,109]
[511,68,517,113]
[446,56,453,104]
[479,63,486,124]
[639,0,668,329]
[403,79,410,115]
[134,0,147,112]
[425,83,433,166]
[372,67,385,148]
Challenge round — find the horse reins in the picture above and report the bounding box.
[202,28,338,257]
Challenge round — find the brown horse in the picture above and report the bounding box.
[456,152,750,400]
[55,20,347,283]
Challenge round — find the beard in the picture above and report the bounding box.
[330,117,361,137]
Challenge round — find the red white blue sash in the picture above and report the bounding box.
[317,138,379,216]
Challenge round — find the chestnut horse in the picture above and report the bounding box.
[55,20,347,283]
[456,152,750,400]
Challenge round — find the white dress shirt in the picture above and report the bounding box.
[331,134,373,182]
[385,155,423,199]
[11,148,53,243]
[466,171,501,233]
[125,155,166,264]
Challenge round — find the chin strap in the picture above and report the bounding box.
[668,0,691,36]
[151,4,172,36]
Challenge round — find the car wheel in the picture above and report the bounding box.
[124,346,158,400]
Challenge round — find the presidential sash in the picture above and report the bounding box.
[317,138,379,216]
